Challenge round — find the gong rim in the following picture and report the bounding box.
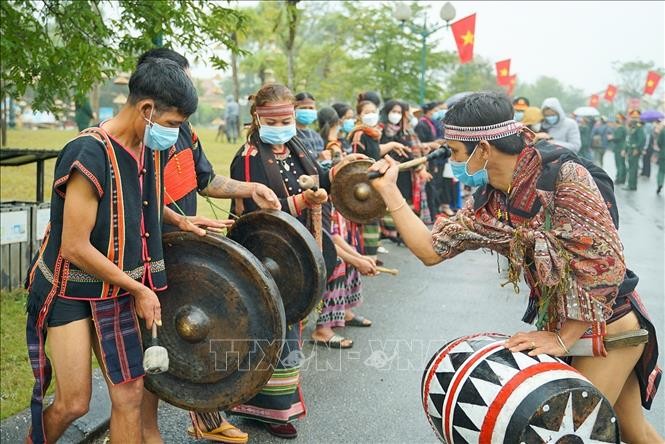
[330,159,386,224]
[227,209,326,324]
[142,232,286,412]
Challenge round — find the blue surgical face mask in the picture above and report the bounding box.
[143,108,180,151]
[433,109,447,121]
[342,118,355,133]
[449,145,489,188]
[544,115,559,125]
[514,111,525,121]
[295,108,317,125]
[258,119,297,145]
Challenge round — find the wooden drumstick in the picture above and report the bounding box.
[376,266,399,276]
[366,146,451,180]
[297,175,323,250]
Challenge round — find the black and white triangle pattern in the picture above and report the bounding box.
[423,334,564,444]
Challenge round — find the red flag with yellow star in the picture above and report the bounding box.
[643,71,662,95]
[589,94,600,107]
[495,59,511,85]
[604,84,617,102]
[451,14,476,64]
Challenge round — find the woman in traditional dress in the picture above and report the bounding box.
[227,83,360,439]
[311,107,378,348]
[370,92,662,444]
[347,98,409,264]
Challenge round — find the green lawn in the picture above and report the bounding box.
[0,127,242,419]
[1,127,239,218]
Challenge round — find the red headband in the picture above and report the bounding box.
[256,104,295,118]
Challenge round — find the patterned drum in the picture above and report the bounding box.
[421,333,620,444]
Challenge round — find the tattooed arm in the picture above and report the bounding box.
[200,174,280,210]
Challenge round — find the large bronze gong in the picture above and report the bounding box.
[228,210,326,324]
[142,232,285,412]
[330,159,387,224]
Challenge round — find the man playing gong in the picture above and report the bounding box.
[24,58,225,444]
[369,92,662,443]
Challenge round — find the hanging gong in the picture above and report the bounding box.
[331,159,386,224]
[227,210,326,324]
[142,232,285,412]
[322,229,337,280]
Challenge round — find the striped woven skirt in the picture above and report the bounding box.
[317,259,363,328]
[228,323,306,424]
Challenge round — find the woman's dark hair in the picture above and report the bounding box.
[422,101,441,114]
[356,100,374,118]
[357,91,381,107]
[443,92,524,155]
[317,107,340,141]
[332,102,351,119]
[128,57,198,116]
[247,83,295,142]
[295,92,315,108]
[137,48,190,70]
[379,99,404,124]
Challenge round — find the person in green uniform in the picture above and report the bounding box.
[610,113,628,185]
[656,121,665,195]
[577,116,594,161]
[625,109,646,191]
[74,96,95,131]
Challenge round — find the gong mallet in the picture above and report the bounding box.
[366,146,452,180]
[376,266,399,276]
[297,175,323,250]
[143,323,169,374]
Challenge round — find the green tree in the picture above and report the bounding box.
[611,60,664,110]
[342,1,454,104]
[444,57,501,97]
[515,76,586,113]
[0,0,247,113]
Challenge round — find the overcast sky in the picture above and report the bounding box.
[192,1,664,96]
[422,1,664,94]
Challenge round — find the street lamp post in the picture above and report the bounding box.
[393,2,456,106]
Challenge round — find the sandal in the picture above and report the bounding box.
[187,413,248,443]
[310,333,353,349]
[345,314,372,327]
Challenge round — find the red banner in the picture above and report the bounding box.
[451,14,476,64]
[644,70,662,95]
[603,84,617,102]
[495,59,511,85]
[589,94,600,107]
[507,75,517,96]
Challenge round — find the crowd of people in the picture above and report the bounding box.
[512,96,665,194]
[21,46,662,444]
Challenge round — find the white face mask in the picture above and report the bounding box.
[388,112,402,125]
[361,112,379,127]
[410,116,419,128]
[530,123,542,132]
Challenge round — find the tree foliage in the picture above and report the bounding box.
[0,0,247,112]
[514,76,586,114]
[237,1,456,106]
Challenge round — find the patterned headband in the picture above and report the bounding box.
[295,98,315,107]
[256,104,295,118]
[444,120,524,142]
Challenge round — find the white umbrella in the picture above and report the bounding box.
[573,106,600,117]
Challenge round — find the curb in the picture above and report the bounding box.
[1,368,110,443]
